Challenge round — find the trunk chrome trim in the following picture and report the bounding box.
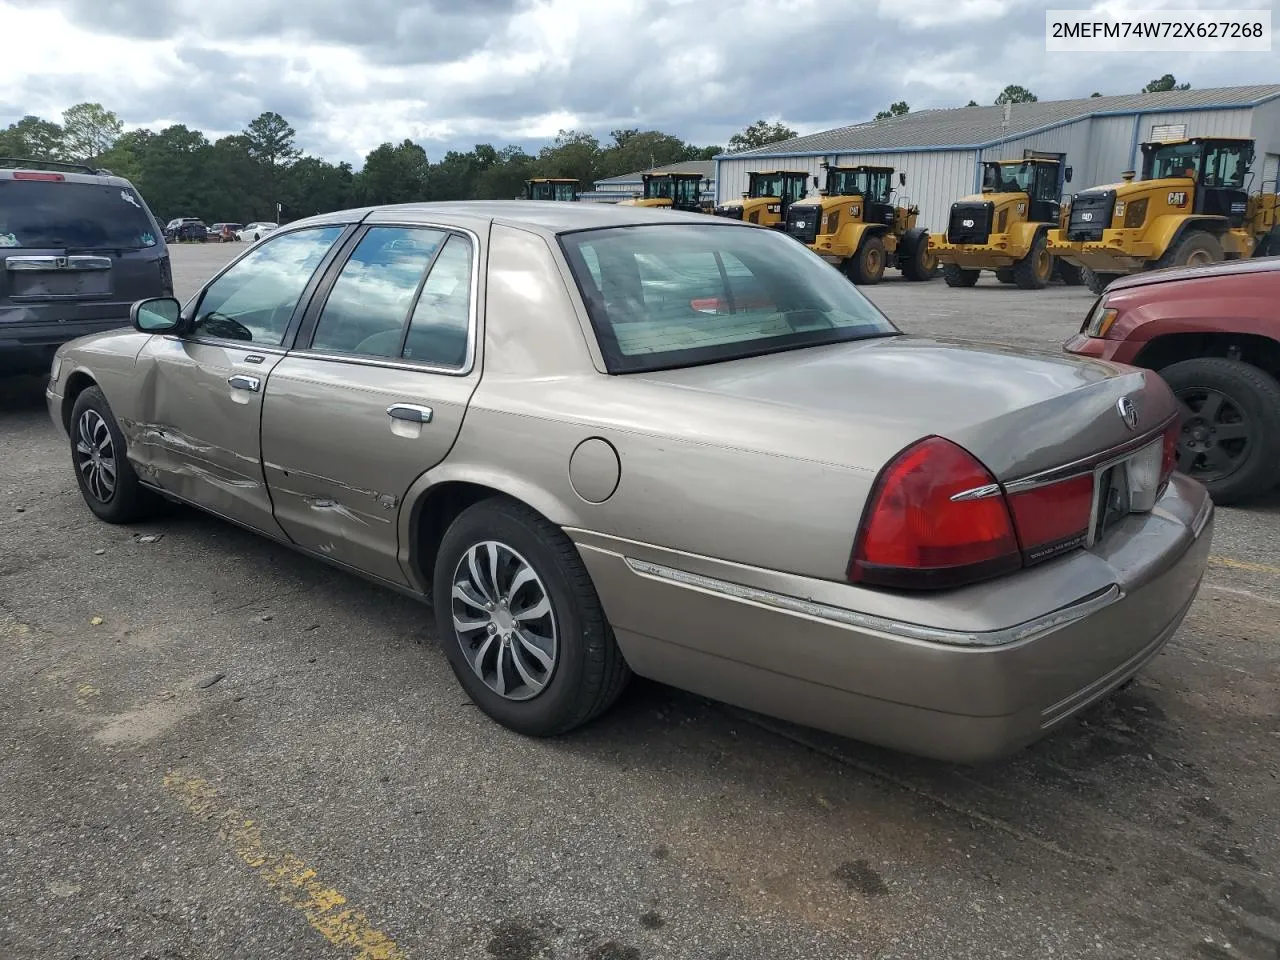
[6,255,113,271]
[950,483,1002,502]
[1003,415,1176,495]
[623,556,1122,648]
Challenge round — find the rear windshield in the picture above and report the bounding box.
[0,179,158,250]
[559,224,898,372]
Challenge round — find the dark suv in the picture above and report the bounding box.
[1,159,172,376]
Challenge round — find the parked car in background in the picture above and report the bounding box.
[1065,257,1280,504]
[236,221,278,241]
[45,202,1211,762]
[0,158,171,376]
[163,218,202,242]
[208,222,243,242]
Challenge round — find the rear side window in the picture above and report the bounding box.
[559,224,897,372]
[0,180,158,249]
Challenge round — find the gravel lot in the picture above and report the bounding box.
[2,240,1278,960]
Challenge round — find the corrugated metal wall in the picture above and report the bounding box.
[715,150,975,233]
[716,101,1280,230]
[1246,98,1280,188]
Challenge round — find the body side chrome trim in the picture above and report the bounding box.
[622,556,1121,648]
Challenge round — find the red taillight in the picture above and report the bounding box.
[1160,419,1179,483]
[850,437,1021,590]
[13,171,64,181]
[1006,474,1094,563]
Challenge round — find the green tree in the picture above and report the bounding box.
[874,101,910,121]
[994,84,1038,104]
[726,120,796,152]
[535,129,602,184]
[284,156,355,218]
[965,100,979,107]
[1090,91,1103,97]
[357,139,430,205]
[60,102,122,162]
[0,115,65,159]
[1143,74,1190,93]
[600,129,697,177]
[473,145,535,199]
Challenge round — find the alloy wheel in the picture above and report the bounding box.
[74,410,117,503]
[1176,387,1251,482]
[451,540,558,701]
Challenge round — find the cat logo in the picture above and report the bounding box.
[850,205,860,217]
[1016,202,1026,215]
[1168,191,1189,207]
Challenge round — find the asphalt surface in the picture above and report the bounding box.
[1,241,1278,960]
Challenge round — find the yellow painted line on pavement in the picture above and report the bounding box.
[163,772,404,960]
[1209,555,1280,577]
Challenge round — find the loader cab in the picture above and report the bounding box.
[1140,137,1252,227]
[981,159,1062,223]
[824,166,895,225]
[746,170,810,213]
[641,172,705,212]
[525,178,579,202]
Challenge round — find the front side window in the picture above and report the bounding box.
[1201,142,1250,188]
[310,227,447,356]
[561,224,898,373]
[190,226,344,345]
[403,234,474,368]
[749,174,783,198]
[1148,142,1202,180]
[645,178,675,200]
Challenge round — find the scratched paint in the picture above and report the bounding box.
[163,772,405,960]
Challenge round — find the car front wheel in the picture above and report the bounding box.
[1160,357,1280,504]
[69,387,163,523]
[432,498,630,736]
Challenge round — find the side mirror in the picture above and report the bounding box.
[1064,165,1073,183]
[131,297,182,333]
[898,172,906,186]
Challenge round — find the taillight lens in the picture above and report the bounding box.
[850,437,1021,590]
[1006,474,1094,564]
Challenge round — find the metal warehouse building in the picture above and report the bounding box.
[714,85,1280,232]
[588,159,716,202]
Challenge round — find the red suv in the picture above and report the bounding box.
[1064,257,1280,504]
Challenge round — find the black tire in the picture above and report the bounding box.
[1012,231,1053,289]
[846,235,886,285]
[899,232,938,281]
[1056,261,1085,286]
[1159,358,1280,505]
[994,267,1015,284]
[69,386,163,523]
[1084,268,1123,295]
[942,263,980,287]
[432,498,630,736]
[1156,230,1223,270]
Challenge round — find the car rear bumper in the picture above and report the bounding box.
[572,473,1212,762]
[0,317,131,375]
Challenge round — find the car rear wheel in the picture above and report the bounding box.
[1160,357,1280,505]
[433,498,630,736]
[1012,232,1052,289]
[1084,268,1123,295]
[942,264,980,287]
[69,387,163,523]
[847,235,886,285]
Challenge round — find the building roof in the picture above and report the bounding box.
[721,85,1280,158]
[595,159,716,185]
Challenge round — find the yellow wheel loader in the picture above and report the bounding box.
[783,164,936,284]
[525,178,579,201]
[1048,137,1280,294]
[713,171,811,228]
[616,172,707,212]
[928,158,1081,290]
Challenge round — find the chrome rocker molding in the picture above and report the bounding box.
[623,557,1122,648]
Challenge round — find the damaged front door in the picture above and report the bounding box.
[260,226,481,585]
[136,225,347,535]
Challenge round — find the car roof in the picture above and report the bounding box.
[0,166,135,188]
[286,200,747,236]
[1107,255,1280,292]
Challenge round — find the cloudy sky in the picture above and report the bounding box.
[2,0,1275,166]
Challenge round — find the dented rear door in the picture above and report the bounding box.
[259,226,482,586]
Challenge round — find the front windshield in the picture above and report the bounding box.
[673,178,701,205]
[826,169,890,202]
[983,162,1035,193]
[559,223,899,374]
[749,173,783,198]
[552,182,576,201]
[1202,142,1250,188]
[1148,142,1202,180]
[645,177,675,200]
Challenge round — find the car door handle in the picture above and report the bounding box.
[228,375,261,392]
[386,403,433,423]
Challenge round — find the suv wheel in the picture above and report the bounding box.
[1160,357,1280,504]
